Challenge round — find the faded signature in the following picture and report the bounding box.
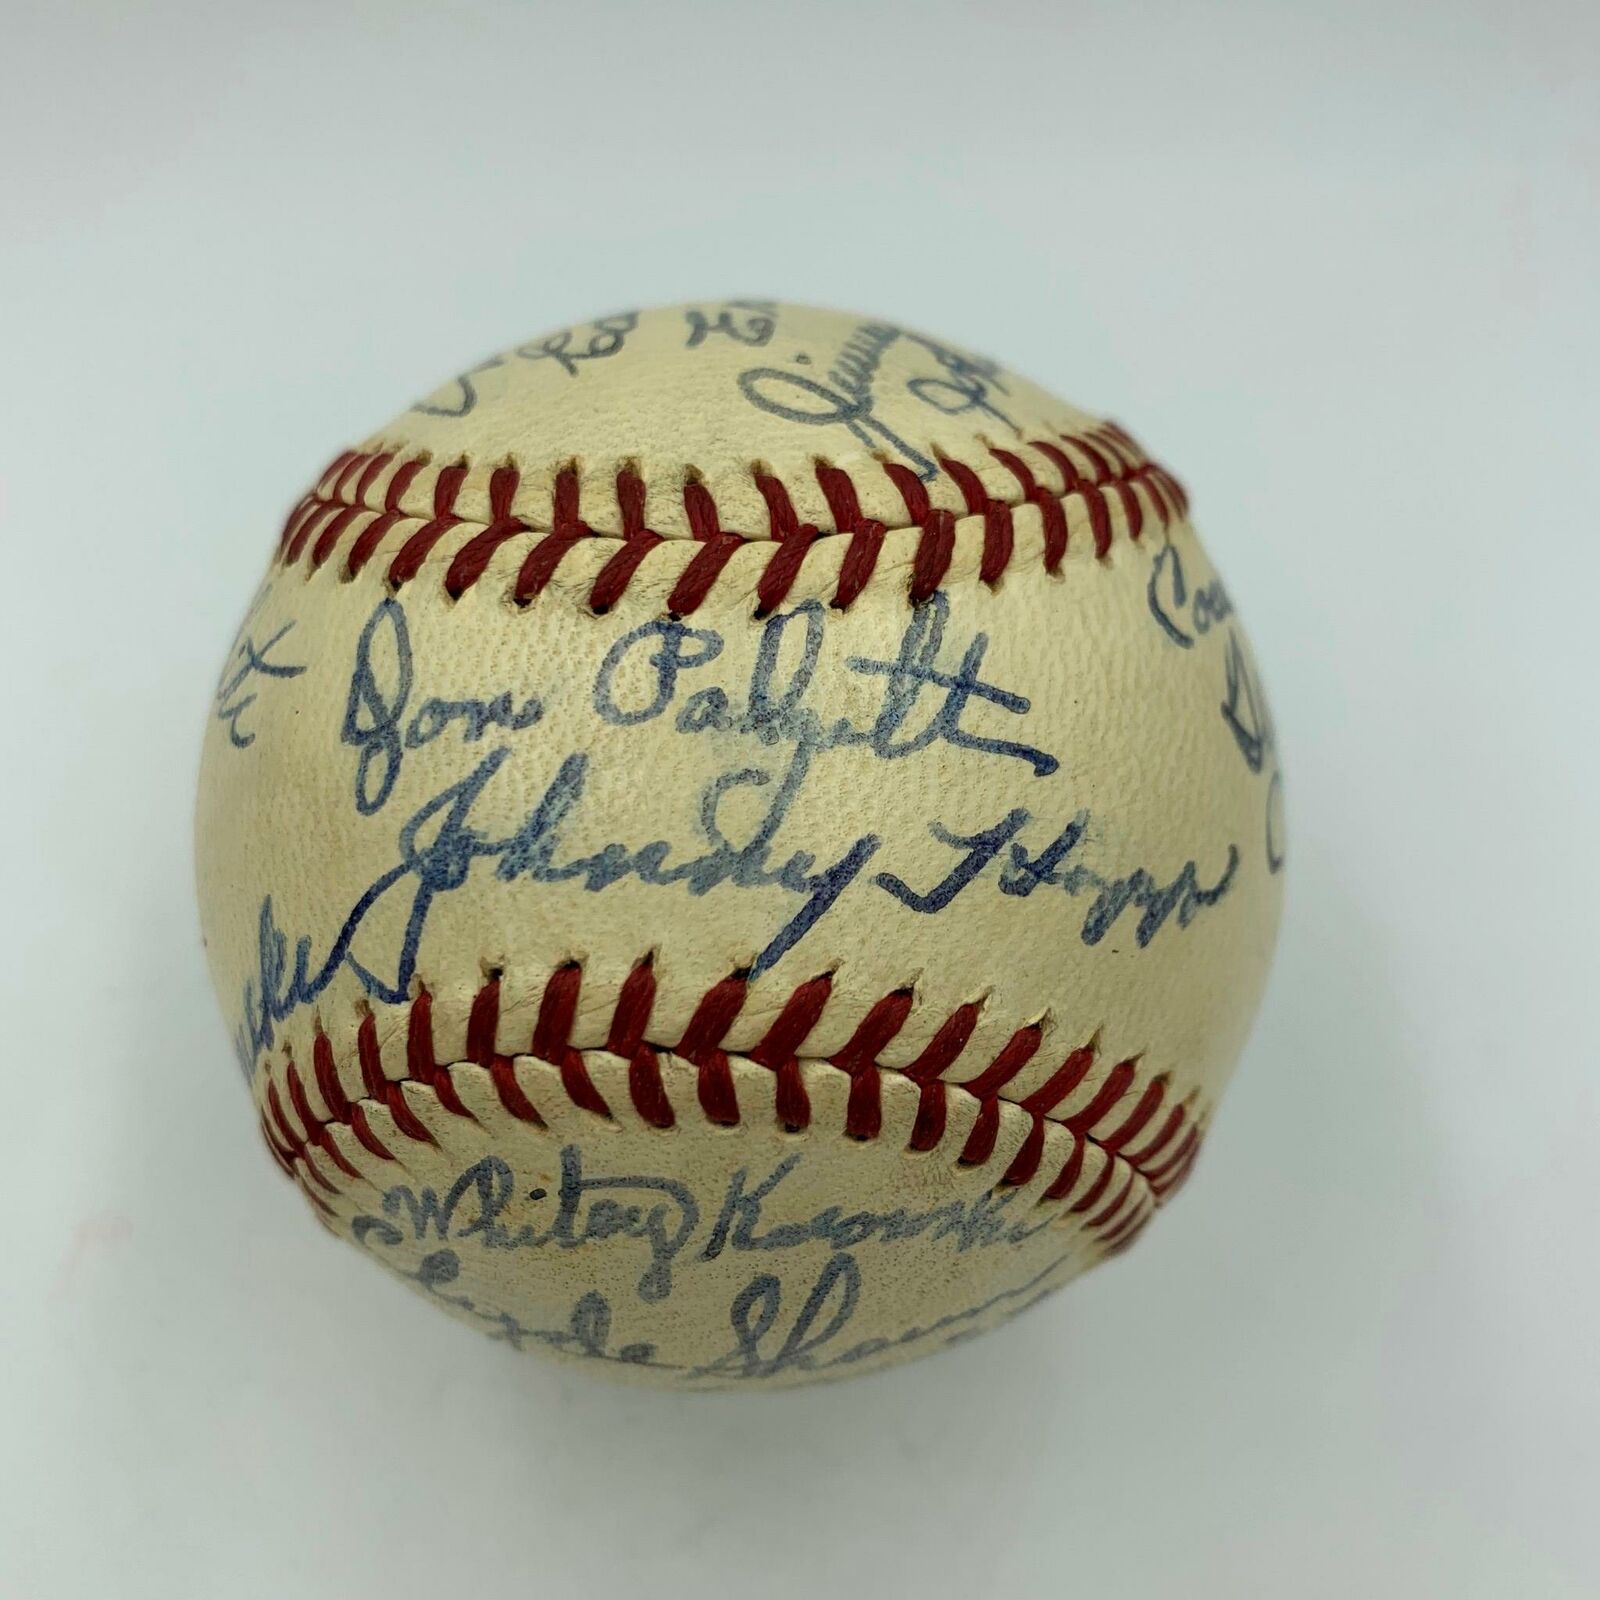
[352,1149,1079,1382]
[738,322,1019,479]
[214,620,306,749]
[233,592,1237,1066]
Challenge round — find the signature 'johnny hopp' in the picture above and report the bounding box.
[195,300,1283,1389]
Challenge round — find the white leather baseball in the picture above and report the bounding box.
[196,300,1283,1387]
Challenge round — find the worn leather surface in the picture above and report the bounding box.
[195,300,1283,1387]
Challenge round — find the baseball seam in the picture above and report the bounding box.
[258,964,1202,1257]
[276,423,1187,615]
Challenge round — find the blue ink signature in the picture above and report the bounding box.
[514,311,639,377]
[214,621,306,749]
[1221,628,1273,774]
[341,598,544,815]
[361,1234,1069,1381]
[593,590,1058,780]
[234,740,883,1067]
[686,1246,1066,1382]
[234,594,1235,1067]
[1146,541,1235,649]
[684,299,777,348]
[354,1149,699,1305]
[1221,627,1286,874]
[350,1149,1080,1381]
[412,313,641,417]
[1147,542,1284,874]
[738,322,1017,480]
[351,1148,1057,1308]
[235,737,1234,1067]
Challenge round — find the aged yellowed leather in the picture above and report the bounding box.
[196,300,1282,1386]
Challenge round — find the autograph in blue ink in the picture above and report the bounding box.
[1145,541,1235,649]
[351,1151,1074,1381]
[235,594,1236,1066]
[341,598,544,815]
[353,1148,1056,1307]
[384,1246,1066,1381]
[738,321,1017,480]
[684,299,777,348]
[412,313,641,417]
[1147,539,1284,874]
[213,621,306,749]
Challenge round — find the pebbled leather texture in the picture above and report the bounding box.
[196,299,1283,1388]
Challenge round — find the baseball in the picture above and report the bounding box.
[196,300,1283,1388]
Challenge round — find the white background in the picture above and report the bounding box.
[3,3,1596,1596]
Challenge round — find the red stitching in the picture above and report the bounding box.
[263,427,1199,1240]
[339,458,426,577]
[844,1067,882,1140]
[908,1080,947,1151]
[446,465,526,598]
[262,967,1206,1244]
[607,959,658,1056]
[629,1049,675,1129]
[385,462,468,586]
[908,510,957,604]
[1019,1044,1096,1116]
[589,467,664,612]
[280,425,1185,613]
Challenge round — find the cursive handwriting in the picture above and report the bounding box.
[353,1149,698,1303]
[1146,540,1235,649]
[893,810,1239,947]
[359,1230,1072,1381]
[378,1248,670,1370]
[235,738,1234,1066]
[348,1150,1080,1382]
[515,311,640,377]
[1220,628,1286,874]
[593,590,1059,782]
[411,352,510,419]
[412,312,641,416]
[351,1148,1057,1308]
[341,598,544,815]
[233,592,1236,1065]
[899,330,1016,428]
[214,621,305,749]
[698,1151,1055,1263]
[1147,542,1283,874]
[684,299,777,348]
[235,776,1233,1071]
[737,321,1017,480]
[1220,628,1273,775]
[687,1248,1068,1381]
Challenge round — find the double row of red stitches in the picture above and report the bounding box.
[665,478,746,614]
[278,423,1183,611]
[509,466,686,613]
[937,456,1016,584]
[446,466,529,598]
[380,465,470,586]
[510,467,591,604]
[282,453,374,568]
[816,466,887,609]
[989,448,1070,572]
[264,964,1200,1242]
